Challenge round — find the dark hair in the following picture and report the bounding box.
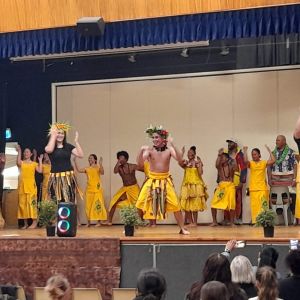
[252,148,261,156]
[89,154,97,162]
[285,249,300,275]
[200,281,229,300]
[117,151,129,160]
[190,146,196,153]
[256,266,278,300]
[187,253,237,300]
[222,153,230,160]
[259,247,279,269]
[134,269,166,300]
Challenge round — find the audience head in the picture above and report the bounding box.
[285,249,300,276]
[230,255,255,284]
[258,247,279,269]
[134,268,166,300]
[45,274,71,300]
[200,281,229,300]
[255,266,278,300]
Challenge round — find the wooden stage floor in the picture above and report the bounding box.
[1,224,299,243]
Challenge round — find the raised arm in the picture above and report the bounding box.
[136,146,150,170]
[99,156,104,175]
[0,153,6,173]
[73,157,86,173]
[265,145,276,166]
[36,154,43,173]
[215,148,224,168]
[242,146,250,168]
[16,144,22,167]
[168,137,183,164]
[45,127,58,154]
[113,160,122,174]
[196,156,203,175]
[72,131,84,158]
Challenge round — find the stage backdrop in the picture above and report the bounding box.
[54,68,300,224]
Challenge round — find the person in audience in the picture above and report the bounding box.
[40,153,51,201]
[278,249,300,300]
[45,274,71,300]
[16,145,43,229]
[179,146,208,227]
[133,268,166,300]
[243,145,275,224]
[230,255,257,298]
[200,281,230,300]
[249,266,282,300]
[74,154,107,226]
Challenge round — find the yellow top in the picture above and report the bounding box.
[19,161,38,193]
[144,161,150,178]
[85,166,102,192]
[249,160,268,191]
[42,163,51,181]
[182,167,201,185]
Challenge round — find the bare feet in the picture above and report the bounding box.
[102,221,112,226]
[210,222,218,227]
[95,223,101,227]
[20,226,28,230]
[28,224,37,229]
[179,228,190,235]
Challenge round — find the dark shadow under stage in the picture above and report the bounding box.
[0,225,298,300]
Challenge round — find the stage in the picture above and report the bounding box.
[0,225,298,300]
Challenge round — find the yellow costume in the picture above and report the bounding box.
[249,160,269,223]
[85,166,107,221]
[294,161,300,218]
[109,184,140,210]
[136,171,181,220]
[41,164,51,201]
[180,167,208,212]
[211,181,236,211]
[18,162,38,219]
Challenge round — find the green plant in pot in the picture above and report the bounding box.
[38,199,58,236]
[255,197,276,237]
[120,205,142,236]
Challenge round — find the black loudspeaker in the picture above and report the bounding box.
[57,202,77,237]
[76,17,105,36]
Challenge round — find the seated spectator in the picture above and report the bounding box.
[249,266,282,300]
[200,281,229,300]
[133,268,166,300]
[279,249,300,300]
[230,255,257,298]
[45,274,71,300]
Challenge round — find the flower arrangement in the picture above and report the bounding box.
[145,125,169,140]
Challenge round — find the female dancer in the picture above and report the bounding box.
[74,154,107,226]
[45,123,83,202]
[16,145,42,229]
[40,153,51,201]
[180,146,208,226]
[243,145,275,224]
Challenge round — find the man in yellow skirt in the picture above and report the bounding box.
[136,125,189,235]
[210,148,237,227]
[294,113,300,221]
[106,151,140,225]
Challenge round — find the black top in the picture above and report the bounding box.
[279,275,300,300]
[239,282,257,298]
[294,136,300,153]
[48,143,75,173]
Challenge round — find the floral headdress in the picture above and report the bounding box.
[48,122,71,135]
[145,125,169,140]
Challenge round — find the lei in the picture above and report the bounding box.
[272,144,290,166]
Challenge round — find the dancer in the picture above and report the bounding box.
[74,154,107,226]
[180,146,208,226]
[16,145,43,229]
[106,151,140,225]
[293,113,300,221]
[243,145,275,224]
[40,153,51,201]
[210,149,237,226]
[45,123,83,202]
[136,125,189,234]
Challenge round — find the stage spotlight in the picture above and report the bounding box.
[128,54,136,63]
[180,48,189,58]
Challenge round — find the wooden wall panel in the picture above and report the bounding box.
[0,0,299,33]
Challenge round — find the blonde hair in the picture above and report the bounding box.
[256,266,278,300]
[45,274,70,300]
[230,255,255,284]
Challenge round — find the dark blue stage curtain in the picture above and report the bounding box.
[0,4,299,59]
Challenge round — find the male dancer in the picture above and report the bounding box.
[136,125,189,235]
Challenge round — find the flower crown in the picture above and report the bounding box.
[145,125,169,139]
[48,122,71,135]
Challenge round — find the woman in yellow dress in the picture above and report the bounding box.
[16,145,43,229]
[180,146,208,226]
[74,154,107,226]
[41,153,51,201]
[243,145,275,224]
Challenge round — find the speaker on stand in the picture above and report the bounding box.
[57,202,77,237]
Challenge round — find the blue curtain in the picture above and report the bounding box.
[0,4,299,59]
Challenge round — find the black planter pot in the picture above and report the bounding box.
[124,225,134,237]
[263,226,274,237]
[46,225,56,237]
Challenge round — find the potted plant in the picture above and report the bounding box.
[119,205,142,237]
[38,199,58,236]
[255,198,276,237]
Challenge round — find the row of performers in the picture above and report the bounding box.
[16,123,300,234]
